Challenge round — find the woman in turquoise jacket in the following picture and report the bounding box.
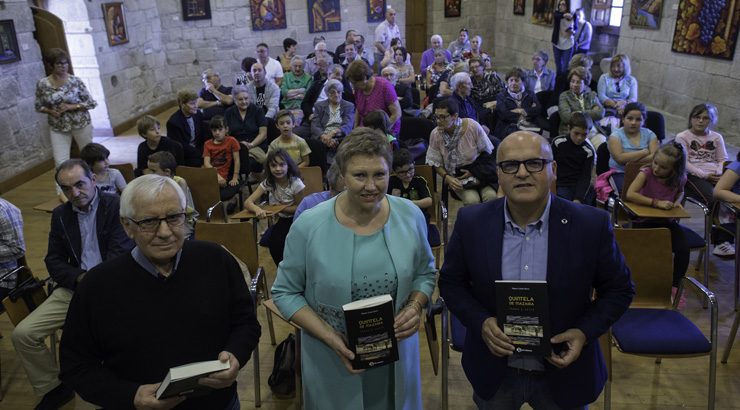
[272,128,436,409]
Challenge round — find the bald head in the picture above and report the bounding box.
[496,131,552,163]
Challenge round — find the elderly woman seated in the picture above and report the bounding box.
[463,35,491,65]
[557,66,603,136]
[381,66,414,110]
[389,46,415,86]
[426,98,497,205]
[425,49,452,103]
[494,67,542,140]
[552,53,594,105]
[469,57,505,131]
[524,50,556,94]
[281,55,313,124]
[307,79,356,172]
[597,54,638,118]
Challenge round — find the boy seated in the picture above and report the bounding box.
[203,116,242,211]
[147,151,199,234]
[388,149,441,247]
[552,112,596,204]
[135,115,184,176]
[80,142,127,195]
[268,110,312,167]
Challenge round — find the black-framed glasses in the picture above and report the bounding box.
[395,165,415,175]
[128,213,186,232]
[498,158,552,174]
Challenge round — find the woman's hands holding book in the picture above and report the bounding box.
[326,331,365,374]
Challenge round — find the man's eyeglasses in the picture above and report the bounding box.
[395,166,414,175]
[434,113,451,122]
[128,213,186,232]
[498,158,552,174]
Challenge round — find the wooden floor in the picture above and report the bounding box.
[2,115,740,408]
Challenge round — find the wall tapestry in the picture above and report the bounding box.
[629,0,663,29]
[0,20,20,64]
[309,0,341,32]
[672,0,740,60]
[102,3,129,46]
[250,0,287,31]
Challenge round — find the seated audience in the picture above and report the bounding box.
[13,159,132,410]
[449,72,480,124]
[381,66,414,110]
[198,69,234,119]
[278,37,298,74]
[256,42,284,86]
[437,62,470,101]
[203,116,242,206]
[308,79,355,171]
[425,49,452,102]
[380,37,412,68]
[246,62,280,120]
[552,53,594,106]
[135,115,183,176]
[713,152,740,257]
[224,85,268,173]
[607,101,658,193]
[280,55,312,123]
[294,162,343,220]
[494,67,542,139]
[355,34,375,68]
[676,103,727,209]
[243,149,305,265]
[234,56,257,86]
[167,89,206,167]
[552,112,596,203]
[463,35,490,63]
[305,41,333,76]
[347,60,401,136]
[390,46,415,85]
[306,35,326,59]
[625,142,689,308]
[420,34,452,75]
[339,42,367,70]
[469,57,505,130]
[59,174,261,409]
[268,110,312,167]
[80,143,127,195]
[147,151,199,232]
[426,98,496,205]
[0,198,24,301]
[597,54,638,118]
[557,66,603,135]
[334,29,357,63]
[524,50,556,94]
[448,28,472,62]
[389,148,440,247]
[364,110,400,151]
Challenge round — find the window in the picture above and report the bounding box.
[609,0,624,27]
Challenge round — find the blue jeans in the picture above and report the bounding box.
[473,369,587,410]
[552,46,573,76]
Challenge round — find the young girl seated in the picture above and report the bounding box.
[711,151,740,257]
[243,149,305,265]
[80,142,127,195]
[626,142,689,308]
[388,149,440,246]
[362,109,400,151]
[552,112,596,204]
[147,151,199,235]
[607,101,659,194]
[267,110,312,167]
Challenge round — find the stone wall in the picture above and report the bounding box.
[617,1,740,144]
[425,0,496,59]
[0,2,49,183]
[155,0,406,96]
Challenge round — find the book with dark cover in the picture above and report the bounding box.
[495,280,551,357]
[343,294,399,370]
[155,360,230,399]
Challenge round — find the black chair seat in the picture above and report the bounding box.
[613,308,711,355]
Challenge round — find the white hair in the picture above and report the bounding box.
[323,78,344,94]
[431,34,443,44]
[290,55,305,67]
[449,72,471,91]
[120,175,186,219]
[314,41,327,51]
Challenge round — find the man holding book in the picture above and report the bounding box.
[439,131,634,409]
[59,175,261,409]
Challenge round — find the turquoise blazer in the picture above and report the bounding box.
[272,194,436,410]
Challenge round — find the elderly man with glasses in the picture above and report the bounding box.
[59,174,261,410]
[439,131,634,410]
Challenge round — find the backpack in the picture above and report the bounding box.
[268,334,296,396]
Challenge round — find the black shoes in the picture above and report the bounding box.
[35,383,75,410]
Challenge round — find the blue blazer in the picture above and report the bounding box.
[439,195,634,408]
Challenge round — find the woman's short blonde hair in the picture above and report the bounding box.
[335,127,392,174]
[610,54,632,77]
